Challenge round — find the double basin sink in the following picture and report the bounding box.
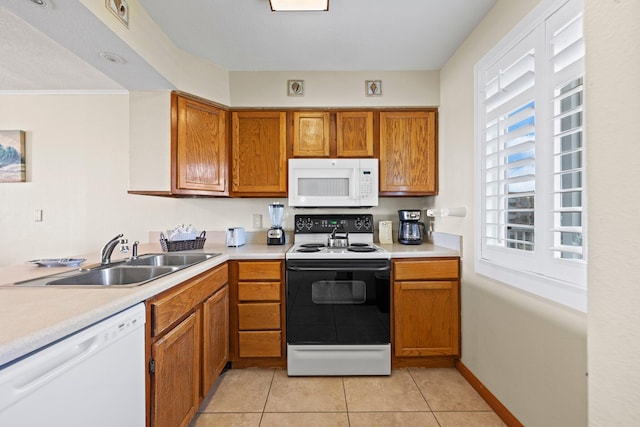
[15,253,220,288]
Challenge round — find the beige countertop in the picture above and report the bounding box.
[0,239,458,367]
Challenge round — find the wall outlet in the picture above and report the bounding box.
[252,214,262,229]
[34,209,43,222]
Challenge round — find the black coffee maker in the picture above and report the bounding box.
[398,210,427,245]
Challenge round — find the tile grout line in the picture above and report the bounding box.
[407,368,436,413]
[341,376,352,426]
[258,368,277,423]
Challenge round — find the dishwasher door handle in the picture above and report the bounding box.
[14,336,98,390]
[0,335,99,411]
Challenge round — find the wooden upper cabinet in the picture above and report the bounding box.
[231,111,287,196]
[292,111,330,157]
[379,110,438,195]
[336,111,374,157]
[173,93,227,195]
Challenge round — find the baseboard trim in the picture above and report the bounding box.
[456,360,524,427]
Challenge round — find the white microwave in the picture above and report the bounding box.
[288,158,379,207]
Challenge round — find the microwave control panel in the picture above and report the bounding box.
[360,170,374,201]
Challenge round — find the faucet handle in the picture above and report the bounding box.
[132,241,140,259]
[120,238,129,253]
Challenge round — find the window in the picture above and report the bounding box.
[475,0,586,312]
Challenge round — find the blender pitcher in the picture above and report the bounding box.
[267,203,285,245]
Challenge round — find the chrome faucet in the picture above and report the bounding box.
[100,234,124,265]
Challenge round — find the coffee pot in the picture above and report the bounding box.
[398,210,427,245]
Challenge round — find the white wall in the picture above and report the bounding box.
[585,0,640,425]
[230,70,439,107]
[437,1,587,426]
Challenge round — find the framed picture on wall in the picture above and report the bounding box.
[365,80,382,96]
[0,130,26,183]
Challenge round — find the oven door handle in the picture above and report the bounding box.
[287,266,390,272]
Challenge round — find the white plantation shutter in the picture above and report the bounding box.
[549,4,586,266]
[475,0,586,311]
[481,34,537,264]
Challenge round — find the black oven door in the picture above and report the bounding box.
[286,259,390,346]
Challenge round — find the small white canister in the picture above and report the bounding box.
[378,221,393,244]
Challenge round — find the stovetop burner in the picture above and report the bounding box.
[347,246,377,253]
[296,247,321,253]
[301,243,326,248]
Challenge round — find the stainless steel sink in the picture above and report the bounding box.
[125,253,217,267]
[13,252,221,287]
[45,266,180,287]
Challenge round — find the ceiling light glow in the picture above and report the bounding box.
[269,0,329,12]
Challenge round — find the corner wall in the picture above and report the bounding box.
[585,0,640,425]
[437,1,587,426]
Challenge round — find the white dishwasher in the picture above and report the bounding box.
[0,302,146,427]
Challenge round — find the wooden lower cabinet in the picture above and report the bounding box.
[202,285,229,394]
[147,263,229,427]
[151,312,200,427]
[392,258,460,367]
[229,260,286,367]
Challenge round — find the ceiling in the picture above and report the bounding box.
[0,0,496,91]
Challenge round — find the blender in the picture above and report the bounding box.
[267,203,285,245]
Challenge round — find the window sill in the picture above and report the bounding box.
[475,258,587,312]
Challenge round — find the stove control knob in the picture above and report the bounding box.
[363,218,371,229]
[355,218,363,229]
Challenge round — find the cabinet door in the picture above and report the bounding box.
[202,285,229,395]
[151,311,201,427]
[379,111,437,195]
[393,280,459,357]
[336,111,374,157]
[231,111,287,195]
[292,111,330,157]
[173,94,227,195]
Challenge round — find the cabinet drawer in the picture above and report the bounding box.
[393,259,459,281]
[238,282,281,301]
[238,262,281,281]
[152,263,228,336]
[238,303,281,330]
[238,331,282,357]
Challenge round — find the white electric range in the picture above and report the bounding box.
[285,214,391,376]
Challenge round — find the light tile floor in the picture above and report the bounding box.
[191,367,506,427]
